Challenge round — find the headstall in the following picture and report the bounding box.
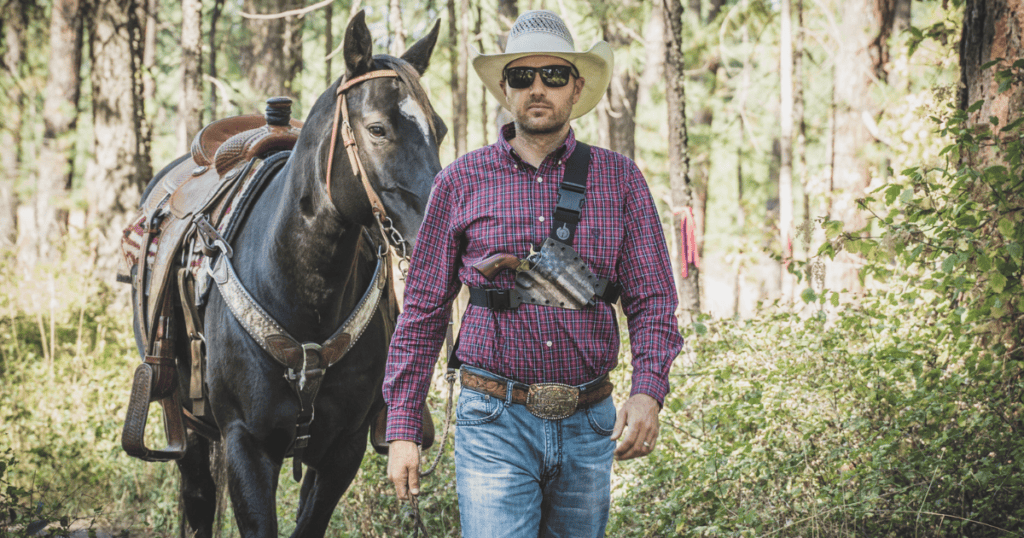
[325,69,400,224]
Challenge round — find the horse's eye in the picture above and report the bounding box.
[368,124,386,138]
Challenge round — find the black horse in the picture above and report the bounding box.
[134,13,444,537]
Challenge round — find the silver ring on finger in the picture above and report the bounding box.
[642,441,650,448]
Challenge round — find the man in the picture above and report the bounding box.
[383,10,684,537]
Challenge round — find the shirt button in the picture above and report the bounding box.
[545,341,553,347]
[538,216,545,222]
[537,176,543,183]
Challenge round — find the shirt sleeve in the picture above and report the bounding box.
[615,161,685,406]
[382,168,464,443]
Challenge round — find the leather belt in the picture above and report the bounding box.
[460,368,614,420]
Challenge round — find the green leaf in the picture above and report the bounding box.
[830,292,840,307]
[800,288,817,304]
[692,321,708,335]
[900,187,914,204]
[978,254,992,271]
[942,254,957,273]
[998,218,1015,239]
[966,99,985,113]
[1008,243,1023,260]
[884,184,902,205]
[1014,59,1024,69]
[990,272,1007,292]
[825,220,844,240]
[981,59,1003,70]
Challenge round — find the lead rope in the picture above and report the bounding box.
[380,212,457,538]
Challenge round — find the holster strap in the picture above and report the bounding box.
[468,279,621,311]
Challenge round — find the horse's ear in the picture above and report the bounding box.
[401,18,441,75]
[344,10,374,77]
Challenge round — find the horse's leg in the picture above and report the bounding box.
[223,423,282,538]
[176,431,217,538]
[290,434,368,538]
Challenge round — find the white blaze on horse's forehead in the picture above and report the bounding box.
[399,96,431,142]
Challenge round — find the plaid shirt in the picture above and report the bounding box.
[383,124,684,443]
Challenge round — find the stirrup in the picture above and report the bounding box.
[122,359,187,462]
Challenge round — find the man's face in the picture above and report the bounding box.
[500,55,585,135]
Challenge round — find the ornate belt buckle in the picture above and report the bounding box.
[526,383,580,420]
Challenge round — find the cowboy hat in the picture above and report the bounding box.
[471,10,613,120]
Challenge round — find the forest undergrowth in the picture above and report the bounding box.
[2,70,1024,537]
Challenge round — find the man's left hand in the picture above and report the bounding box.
[611,393,660,461]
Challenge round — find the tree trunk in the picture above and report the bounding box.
[0,0,26,249]
[663,0,699,317]
[827,0,892,294]
[778,0,795,302]
[87,0,151,276]
[179,0,203,154]
[36,0,84,262]
[241,0,304,108]
[599,12,638,160]
[143,0,158,105]
[209,0,225,120]
[476,1,487,145]
[959,0,1024,133]
[389,0,406,56]
[638,0,664,109]
[325,2,333,87]
[448,0,468,158]
[893,0,911,34]
[497,0,518,52]
[795,0,813,264]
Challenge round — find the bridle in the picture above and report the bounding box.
[324,68,413,272]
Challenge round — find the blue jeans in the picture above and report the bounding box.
[454,366,616,538]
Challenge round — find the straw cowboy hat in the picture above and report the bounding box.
[471,10,613,120]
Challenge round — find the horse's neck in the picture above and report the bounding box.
[234,159,368,342]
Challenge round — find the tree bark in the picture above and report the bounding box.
[959,0,1024,132]
[449,0,469,158]
[893,0,911,34]
[476,1,487,145]
[827,0,892,294]
[241,0,304,108]
[87,0,151,276]
[795,0,813,264]
[209,0,225,120]
[599,9,639,160]
[0,0,26,249]
[389,0,406,56]
[36,0,84,262]
[496,0,518,52]
[143,0,158,105]
[179,0,203,153]
[325,2,333,87]
[663,0,699,317]
[778,0,795,302]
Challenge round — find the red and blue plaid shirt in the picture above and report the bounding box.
[383,124,684,443]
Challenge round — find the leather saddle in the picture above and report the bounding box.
[122,98,304,461]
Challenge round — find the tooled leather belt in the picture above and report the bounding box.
[460,368,614,420]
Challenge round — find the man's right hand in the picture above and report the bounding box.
[387,440,421,500]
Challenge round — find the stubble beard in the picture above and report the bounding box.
[515,101,572,136]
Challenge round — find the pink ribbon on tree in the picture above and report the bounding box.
[675,207,700,278]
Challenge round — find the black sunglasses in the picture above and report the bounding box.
[503,64,580,89]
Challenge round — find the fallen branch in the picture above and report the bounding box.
[241,0,333,20]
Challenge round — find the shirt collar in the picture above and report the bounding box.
[496,122,578,169]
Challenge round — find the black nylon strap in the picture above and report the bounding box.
[549,143,591,244]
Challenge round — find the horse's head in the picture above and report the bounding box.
[299,11,446,252]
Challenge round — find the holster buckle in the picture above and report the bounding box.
[525,383,580,420]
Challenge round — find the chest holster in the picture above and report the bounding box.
[468,143,622,311]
